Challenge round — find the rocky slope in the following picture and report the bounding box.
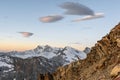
[50,23,120,80]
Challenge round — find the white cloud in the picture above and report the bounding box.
[72,13,104,22]
[40,15,64,23]
[60,2,94,15]
[18,32,33,37]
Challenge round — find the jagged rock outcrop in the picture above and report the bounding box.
[48,23,120,80]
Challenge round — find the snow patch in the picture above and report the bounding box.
[0,55,14,72]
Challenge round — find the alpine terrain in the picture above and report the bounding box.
[0,23,120,80]
[0,45,89,80]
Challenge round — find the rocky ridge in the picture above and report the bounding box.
[35,23,120,80]
[50,23,120,80]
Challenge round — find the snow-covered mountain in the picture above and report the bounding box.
[9,45,89,65]
[0,45,90,80]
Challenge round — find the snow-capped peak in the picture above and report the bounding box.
[61,46,87,64]
[35,45,53,53]
[7,45,89,65]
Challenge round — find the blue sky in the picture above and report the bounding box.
[0,0,120,51]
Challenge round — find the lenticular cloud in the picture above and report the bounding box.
[60,2,94,15]
[72,13,104,22]
[40,15,64,23]
[18,32,33,37]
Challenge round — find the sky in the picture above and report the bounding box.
[0,0,120,51]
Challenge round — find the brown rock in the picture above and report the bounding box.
[49,23,120,80]
[116,39,120,47]
[110,64,120,77]
[114,76,120,80]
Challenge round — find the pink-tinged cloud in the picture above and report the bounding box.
[60,2,94,15]
[72,13,104,22]
[18,32,33,37]
[40,15,64,23]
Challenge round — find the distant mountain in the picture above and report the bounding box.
[0,45,89,80]
[9,45,89,65]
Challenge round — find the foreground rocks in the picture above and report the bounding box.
[50,23,120,80]
[36,23,120,80]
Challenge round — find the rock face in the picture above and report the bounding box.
[51,23,120,80]
[111,64,120,77]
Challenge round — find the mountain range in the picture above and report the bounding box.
[0,45,90,80]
